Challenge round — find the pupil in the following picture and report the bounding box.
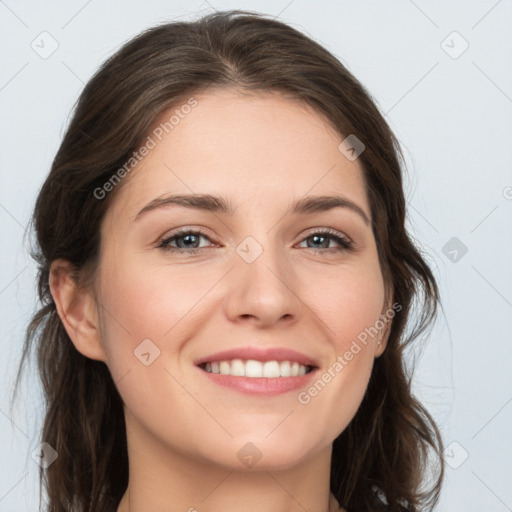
[179,234,198,248]
[311,235,327,248]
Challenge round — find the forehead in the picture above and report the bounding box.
[107,88,369,221]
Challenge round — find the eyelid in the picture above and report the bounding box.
[300,226,352,243]
[158,227,215,249]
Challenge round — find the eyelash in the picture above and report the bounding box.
[157,228,354,255]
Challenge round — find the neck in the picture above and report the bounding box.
[117,412,338,512]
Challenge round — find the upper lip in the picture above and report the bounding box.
[194,346,319,368]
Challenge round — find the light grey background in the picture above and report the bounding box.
[1,1,511,510]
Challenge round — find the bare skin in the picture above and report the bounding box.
[50,88,390,512]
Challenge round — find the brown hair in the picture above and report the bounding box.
[11,9,445,512]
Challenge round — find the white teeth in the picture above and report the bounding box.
[202,359,311,378]
[219,361,230,375]
[263,361,280,378]
[246,359,263,378]
[231,359,245,376]
[280,360,291,377]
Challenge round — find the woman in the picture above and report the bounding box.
[12,9,445,512]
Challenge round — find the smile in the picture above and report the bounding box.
[194,346,319,395]
[200,359,312,378]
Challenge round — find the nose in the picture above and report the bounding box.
[223,239,303,328]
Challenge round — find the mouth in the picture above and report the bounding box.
[194,347,319,396]
[199,359,314,378]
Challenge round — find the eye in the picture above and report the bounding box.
[296,229,353,254]
[158,228,213,254]
[157,228,354,255]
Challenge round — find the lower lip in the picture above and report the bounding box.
[200,368,317,396]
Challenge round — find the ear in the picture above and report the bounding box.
[375,294,395,358]
[49,258,107,362]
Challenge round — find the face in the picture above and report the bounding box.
[90,88,390,471]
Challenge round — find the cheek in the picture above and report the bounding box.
[295,274,381,446]
[95,254,212,372]
[104,252,214,319]
[296,260,383,420]
[310,260,385,349]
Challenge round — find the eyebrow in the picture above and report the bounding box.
[134,193,371,226]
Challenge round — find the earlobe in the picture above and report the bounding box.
[375,328,390,357]
[375,296,394,357]
[49,259,107,363]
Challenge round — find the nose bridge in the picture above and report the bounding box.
[225,231,300,325]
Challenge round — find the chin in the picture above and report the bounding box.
[197,432,327,473]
